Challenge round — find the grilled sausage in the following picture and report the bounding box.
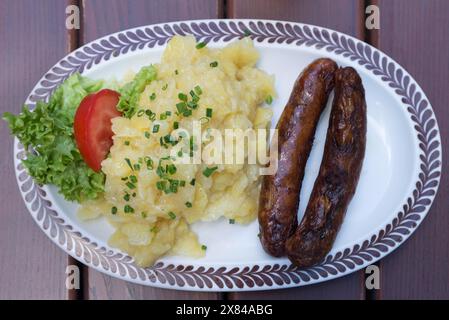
[285,67,367,267]
[258,58,338,257]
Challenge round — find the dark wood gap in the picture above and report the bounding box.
[66,257,78,299]
[364,262,381,300]
[82,261,91,300]
[78,0,85,46]
[67,0,81,50]
[222,0,228,19]
[363,0,380,301]
[66,0,86,300]
[67,256,85,299]
[364,0,379,47]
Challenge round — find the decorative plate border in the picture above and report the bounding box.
[14,20,442,291]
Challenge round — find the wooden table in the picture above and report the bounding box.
[1,0,448,300]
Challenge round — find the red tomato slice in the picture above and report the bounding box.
[74,89,122,172]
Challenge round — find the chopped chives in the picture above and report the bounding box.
[150,92,156,101]
[179,180,186,187]
[183,109,192,117]
[210,61,218,68]
[206,108,213,118]
[201,245,207,251]
[156,165,165,178]
[145,109,156,120]
[178,93,188,102]
[124,140,130,146]
[160,113,167,120]
[176,102,187,114]
[194,85,203,95]
[123,193,130,201]
[190,178,196,186]
[177,149,183,157]
[124,158,134,171]
[162,83,168,90]
[203,166,218,177]
[229,219,235,224]
[132,192,136,197]
[191,94,200,103]
[156,180,167,190]
[141,212,147,218]
[144,131,150,139]
[185,201,192,208]
[173,121,179,129]
[150,226,158,233]
[189,136,195,151]
[161,134,179,147]
[121,177,128,181]
[124,205,134,213]
[133,163,141,171]
[265,95,273,105]
[145,157,154,170]
[166,186,176,194]
[129,175,137,183]
[168,211,177,220]
[168,180,179,193]
[111,206,117,215]
[152,124,160,133]
[137,109,145,117]
[187,101,198,109]
[126,182,136,189]
[163,134,172,144]
[167,164,177,175]
[195,42,206,49]
[175,69,179,75]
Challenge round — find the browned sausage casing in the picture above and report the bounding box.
[258,58,338,257]
[285,67,367,267]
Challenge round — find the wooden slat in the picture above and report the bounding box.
[82,0,223,43]
[0,0,71,299]
[87,270,222,299]
[227,0,365,36]
[374,0,449,299]
[81,0,224,299]
[228,274,365,300]
[227,0,367,299]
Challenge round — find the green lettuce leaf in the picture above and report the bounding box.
[3,73,105,202]
[117,65,157,118]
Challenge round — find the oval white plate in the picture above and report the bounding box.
[14,20,442,291]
